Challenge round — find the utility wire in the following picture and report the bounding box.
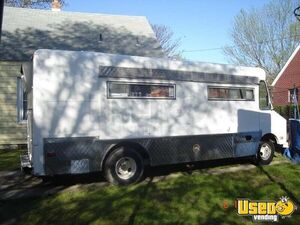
[182,34,300,53]
[294,6,300,21]
[183,47,226,53]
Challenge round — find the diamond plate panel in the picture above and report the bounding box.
[43,132,261,175]
[138,134,235,166]
[99,66,259,85]
[44,137,102,175]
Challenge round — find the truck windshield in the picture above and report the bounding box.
[259,81,271,110]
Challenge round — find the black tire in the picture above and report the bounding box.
[255,141,275,165]
[104,147,144,185]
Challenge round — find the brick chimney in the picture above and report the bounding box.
[52,0,61,11]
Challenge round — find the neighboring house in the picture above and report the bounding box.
[0,6,165,146]
[272,45,300,106]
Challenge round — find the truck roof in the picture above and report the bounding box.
[34,49,266,81]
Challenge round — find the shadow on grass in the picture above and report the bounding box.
[0,155,252,206]
[257,165,300,206]
[0,150,21,171]
[2,154,300,225]
[1,161,300,225]
[127,178,153,225]
[0,157,253,225]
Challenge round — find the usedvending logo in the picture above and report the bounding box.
[236,196,296,222]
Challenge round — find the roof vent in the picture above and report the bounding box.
[52,0,61,12]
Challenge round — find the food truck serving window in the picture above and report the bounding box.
[208,86,254,101]
[107,82,176,99]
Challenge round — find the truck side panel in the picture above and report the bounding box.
[43,131,261,175]
[30,49,271,176]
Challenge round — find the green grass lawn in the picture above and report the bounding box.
[1,161,300,225]
[0,149,21,171]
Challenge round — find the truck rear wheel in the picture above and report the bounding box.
[255,141,275,165]
[104,147,144,185]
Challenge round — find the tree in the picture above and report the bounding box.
[152,24,182,59]
[4,0,66,9]
[223,0,299,83]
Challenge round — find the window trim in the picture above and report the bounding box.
[288,88,298,103]
[259,80,272,110]
[107,81,176,100]
[207,86,255,101]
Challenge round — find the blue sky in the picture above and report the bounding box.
[64,0,271,64]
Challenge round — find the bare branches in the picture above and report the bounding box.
[152,24,182,59]
[4,0,66,9]
[224,0,299,83]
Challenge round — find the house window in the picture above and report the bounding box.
[17,77,27,122]
[288,88,298,103]
[208,86,254,101]
[107,82,175,99]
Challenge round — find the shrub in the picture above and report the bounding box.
[273,105,299,119]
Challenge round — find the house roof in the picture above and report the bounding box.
[0,6,165,61]
[271,45,300,86]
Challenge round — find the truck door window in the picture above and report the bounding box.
[259,81,270,110]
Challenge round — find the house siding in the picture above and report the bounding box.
[272,50,300,106]
[0,61,27,145]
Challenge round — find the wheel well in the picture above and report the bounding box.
[101,142,150,170]
[261,133,278,144]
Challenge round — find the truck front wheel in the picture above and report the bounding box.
[255,141,275,165]
[104,147,144,185]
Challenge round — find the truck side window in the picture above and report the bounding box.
[107,82,175,99]
[207,86,254,101]
[259,81,270,110]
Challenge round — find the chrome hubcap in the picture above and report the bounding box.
[115,157,137,179]
[259,143,272,160]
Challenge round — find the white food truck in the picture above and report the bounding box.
[21,49,287,184]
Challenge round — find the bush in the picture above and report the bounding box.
[273,105,299,119]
